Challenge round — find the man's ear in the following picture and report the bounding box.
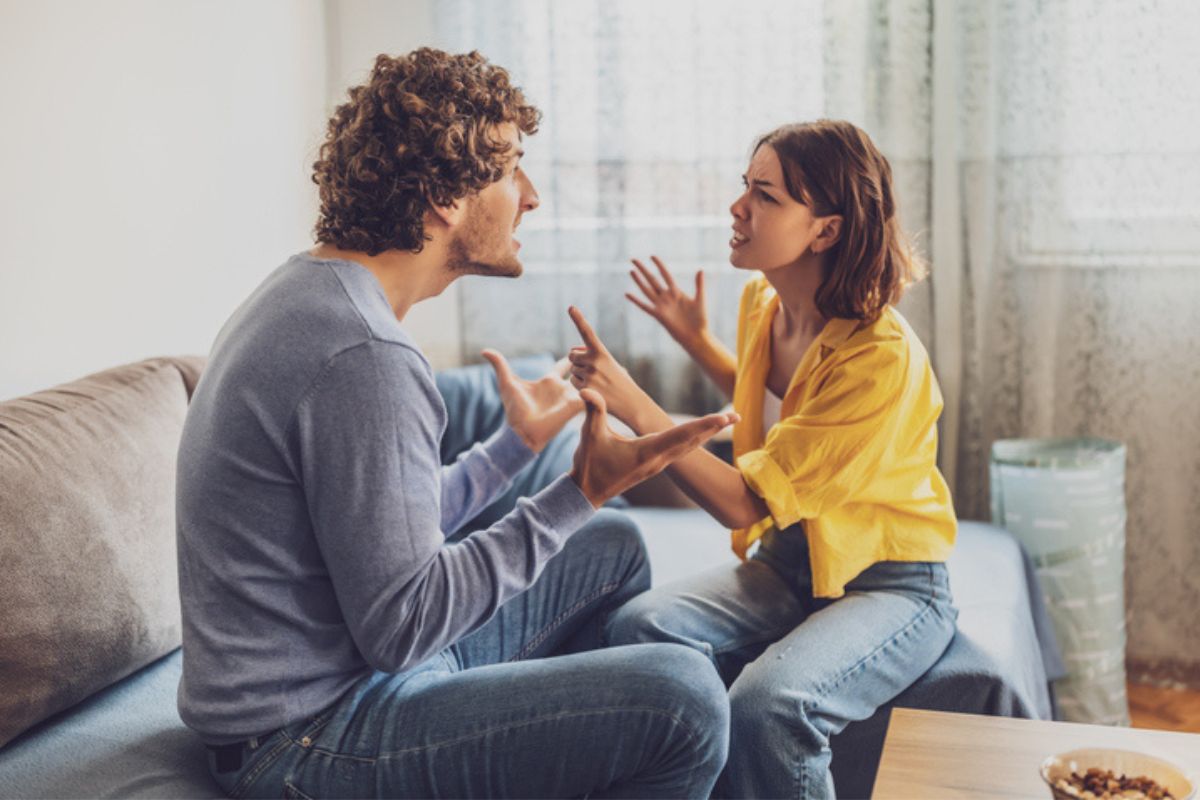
[426,193,467,230]
[811,215,843,254]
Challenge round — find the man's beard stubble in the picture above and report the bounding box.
[445,200,523,279]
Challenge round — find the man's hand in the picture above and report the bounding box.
[569,389,738,508]
[566,306,656,428]
[483,349,584,453]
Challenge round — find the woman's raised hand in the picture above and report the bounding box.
[567,306,652,428]
[626,256,708,348]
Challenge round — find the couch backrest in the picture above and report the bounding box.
[0,356,204,749]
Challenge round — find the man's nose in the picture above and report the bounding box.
[521,173,540,212]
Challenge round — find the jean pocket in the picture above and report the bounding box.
[282,780,315,800]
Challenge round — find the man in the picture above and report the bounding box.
[176,48,736,798]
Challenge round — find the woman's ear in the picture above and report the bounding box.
[811,215,843,254]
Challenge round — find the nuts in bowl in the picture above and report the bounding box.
[1040,749,1195,800]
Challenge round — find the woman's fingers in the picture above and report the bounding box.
[567,348,593,367]
[650,255,677,292]
[694,269,705,303]
[625,292,658,318]
[631,259,666,296]
[568,306,608,354]
[629,267,658,302]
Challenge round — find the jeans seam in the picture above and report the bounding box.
[232,706,340,795]
[510,581,621,661]
[813,589,943,701]
[301,704,703,764]
[710,622,801,658]
[229,735,293,799]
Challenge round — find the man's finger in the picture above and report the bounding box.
[481,348,517,386]
[694,270,705,302]
[568,306,607,353]
[650,255,677,291]
[579,388,609,440]
[639,411,739,463]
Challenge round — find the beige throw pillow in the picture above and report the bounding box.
[0,357,202,748]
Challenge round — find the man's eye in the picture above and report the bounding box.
[758,190,776,203]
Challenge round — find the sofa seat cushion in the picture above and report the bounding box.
[0,358,202,748]
[0,650,218,798]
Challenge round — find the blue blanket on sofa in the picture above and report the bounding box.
[0,357,1063,798]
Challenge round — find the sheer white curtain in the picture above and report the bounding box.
[435,0,903,415]
[947,0,1200,686]
[435,0,1200,685]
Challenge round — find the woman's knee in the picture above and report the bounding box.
[604,588,702,651]
[727,665,827,753]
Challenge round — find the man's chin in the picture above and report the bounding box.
[455,259,523,279]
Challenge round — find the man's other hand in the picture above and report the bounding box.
[483,349,584,453]
[569,389,739,508]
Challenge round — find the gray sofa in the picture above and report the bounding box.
[0,356,1063,799]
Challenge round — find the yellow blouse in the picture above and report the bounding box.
[731,276,956,598]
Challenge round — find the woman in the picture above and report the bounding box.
[567,119,957,798]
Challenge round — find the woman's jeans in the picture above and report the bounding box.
[607,525,958,799]
[206,510,729,799]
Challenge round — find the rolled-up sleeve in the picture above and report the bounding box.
[736,341,908,529]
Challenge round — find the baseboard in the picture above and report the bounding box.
[1128,657,1200,691]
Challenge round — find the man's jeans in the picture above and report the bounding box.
[607,525,957,799]
[206,510,729,799]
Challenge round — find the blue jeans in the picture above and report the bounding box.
[606,525,957,799]
[207,510,729,798]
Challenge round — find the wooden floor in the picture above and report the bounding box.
[1128,683,1200,733]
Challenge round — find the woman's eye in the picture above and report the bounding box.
[758,190,776,203]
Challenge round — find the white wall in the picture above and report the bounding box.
[0,0,328,400]
[323,0,463,369]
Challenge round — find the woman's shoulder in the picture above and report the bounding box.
[843,307,921,347]
[832,307,932,377]
[737,274,774,318]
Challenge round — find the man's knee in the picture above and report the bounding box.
[572,508,650,587]
[628,644,729,757]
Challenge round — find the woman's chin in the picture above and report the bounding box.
[729,250,755,270]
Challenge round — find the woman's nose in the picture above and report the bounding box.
[730,192,748,220]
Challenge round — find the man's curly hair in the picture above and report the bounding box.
[312,48,541,255]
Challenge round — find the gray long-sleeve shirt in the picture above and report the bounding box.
[176,254,594,742]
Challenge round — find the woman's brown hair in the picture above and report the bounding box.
[312,48,540,255]
[756,120,926,321]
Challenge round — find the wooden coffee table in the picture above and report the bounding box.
[872,708,1200,799]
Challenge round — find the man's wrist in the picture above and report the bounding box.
[567,467,603,508]
[512,425,543,454]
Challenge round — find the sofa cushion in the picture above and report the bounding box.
[0,357,202,748]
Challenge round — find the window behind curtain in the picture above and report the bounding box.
[435,0,825,412]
